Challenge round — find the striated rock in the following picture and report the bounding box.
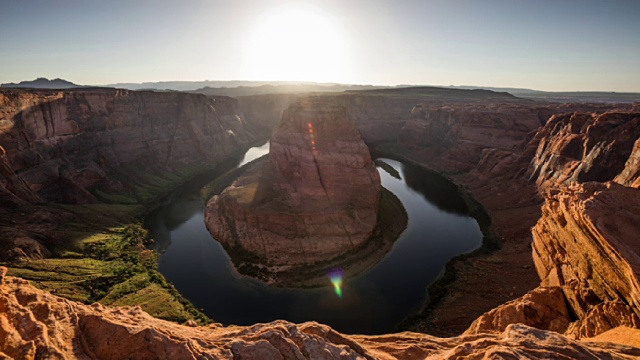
[566,301,640,339]
[0,88,254,204]
[529,111,640,190]
[0,88,257,261]
[616,137,640,188]
[393,103,638,334]
[532,181,640,337]
[397,102,625,174]
[464,286,571,335]
[206,98,381,268]
[1,267,639,359]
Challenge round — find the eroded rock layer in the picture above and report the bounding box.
[0,88,256,261]
[206,98,381,267]
[532,182,640,336]
[529,111,640,190]
[393,102,640,335]
[0,88,253,205]
[2,267,639,360]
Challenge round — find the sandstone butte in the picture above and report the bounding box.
[3,87,640,358]
[206,98,381,268]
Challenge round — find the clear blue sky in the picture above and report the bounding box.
[1,0,639,91]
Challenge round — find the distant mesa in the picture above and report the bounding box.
[1,77,83,89]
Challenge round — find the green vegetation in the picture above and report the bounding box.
[7,222,209,324]
[2,159,248,325]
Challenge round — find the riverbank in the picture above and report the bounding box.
[375,142,540,336]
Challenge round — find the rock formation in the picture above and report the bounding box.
[4,85,640,356]
[532,181,640,337]
[2,267,639,360]
[206,98,381,268]
[0,88,253,205]
[464,286,571,335]
[530,111,640,190]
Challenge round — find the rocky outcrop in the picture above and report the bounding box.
[530,111,640,190]
[1,267,639,360]
[567,301,640,339]
[206,98,381,268]
[533,181,640,337]
[464,286,571,335]
[0,88,254,205]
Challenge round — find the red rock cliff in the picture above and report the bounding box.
[0,88,256,262]
[238,87,517,143]
[0,88,254,205]
[391,102,638,335]
[533,181,640,338]
[529,111,640,190]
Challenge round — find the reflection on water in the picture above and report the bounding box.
[144,144,482,334]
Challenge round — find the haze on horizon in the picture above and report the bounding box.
[1,0,639,92]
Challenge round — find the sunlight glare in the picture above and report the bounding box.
[243,5,349,83]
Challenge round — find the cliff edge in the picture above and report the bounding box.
[2,267,639,359]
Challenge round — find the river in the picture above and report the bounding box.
[144,142,482,334]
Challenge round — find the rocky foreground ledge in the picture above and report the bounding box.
[1,267,639,359]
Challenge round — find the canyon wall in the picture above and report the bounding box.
[0,88,257,262]
[206,98,381,269]
[393,101,640,336]
[238,87,517,142]
[529,111,640,190]
[2,267,639,360]
[0,88,255,205]
[4,86,640,356]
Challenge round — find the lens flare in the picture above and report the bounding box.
[328,269,344,298]
[307,122,317,153]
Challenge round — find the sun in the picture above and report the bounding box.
[242,5,349,83]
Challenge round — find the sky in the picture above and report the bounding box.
[1,0,639,91]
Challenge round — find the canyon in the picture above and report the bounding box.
[2,86,640,358]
